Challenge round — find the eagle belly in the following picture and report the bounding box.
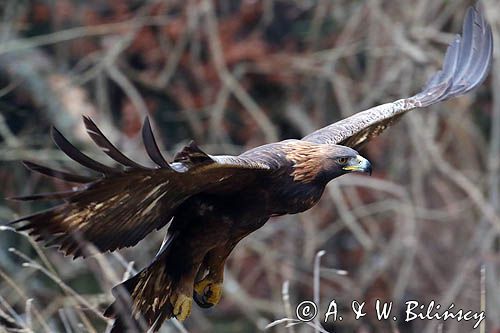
[170,191,270,246]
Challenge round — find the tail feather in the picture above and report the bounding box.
[105,234,179,332]
[105,273,160,333]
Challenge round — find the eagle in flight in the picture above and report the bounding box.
[7,5,492,332]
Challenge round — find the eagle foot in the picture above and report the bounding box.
[193,278,222,308]
[171,293,192,321]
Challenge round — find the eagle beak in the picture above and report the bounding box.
[343,155,372,175]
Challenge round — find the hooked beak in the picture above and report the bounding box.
[343,155,372,175]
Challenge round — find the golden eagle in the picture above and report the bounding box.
[7,5,492,332]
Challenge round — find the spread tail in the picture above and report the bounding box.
[104,232,192,332]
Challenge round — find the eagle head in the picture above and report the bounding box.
[318,145,372,182]
[287,142,371,183]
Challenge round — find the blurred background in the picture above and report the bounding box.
[0,0,499,332]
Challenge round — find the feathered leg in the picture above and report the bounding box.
[193,242,238,308]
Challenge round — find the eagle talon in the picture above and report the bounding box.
[193,279,222,308]
[171,293,192,321]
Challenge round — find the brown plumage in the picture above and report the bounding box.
[6,5,492,332]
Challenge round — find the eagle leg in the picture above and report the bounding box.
[193,278,223,308]
[193,243,235,308]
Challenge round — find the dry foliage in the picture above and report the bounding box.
[0,1,499,332]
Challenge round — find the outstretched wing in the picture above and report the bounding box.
[8,117,271,258]
[303,5,492,149]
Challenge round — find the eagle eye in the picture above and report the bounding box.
[337,157,349,165]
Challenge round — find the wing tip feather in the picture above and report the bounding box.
[21,159,97,183]
[141,117,172,169]
[416,3,492,107]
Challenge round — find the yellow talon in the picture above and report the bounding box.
[205,282,222,305]
[194,279,211,295]
[194,279,223,307]
[172,293,192,321]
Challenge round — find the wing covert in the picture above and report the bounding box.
[8,118,271,258]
